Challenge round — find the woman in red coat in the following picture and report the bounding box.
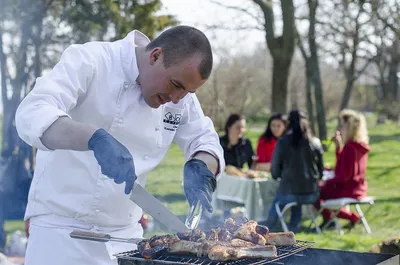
[318,109,370,228]
[254,113,287,171]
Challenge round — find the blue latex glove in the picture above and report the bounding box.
[183,158,217,213]
[88,129,136,194]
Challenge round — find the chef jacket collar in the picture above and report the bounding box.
[121,30,151,85]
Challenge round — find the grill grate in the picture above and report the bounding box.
[116,240,315,265]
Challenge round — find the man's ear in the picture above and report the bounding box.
[149,47,164,66]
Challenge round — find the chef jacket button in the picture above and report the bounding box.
[124,82,129,89]
[118,119,123,124]
[95,209,100,213]
[143,156,149,160]
[155,127,160,131]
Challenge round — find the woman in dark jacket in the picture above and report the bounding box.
[219,114,254,169]
[265,110,324,232]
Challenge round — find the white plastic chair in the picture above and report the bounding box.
[317,196,375,234]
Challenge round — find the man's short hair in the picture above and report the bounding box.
[146,25,213,80]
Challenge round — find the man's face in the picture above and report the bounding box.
[139,48,207,108]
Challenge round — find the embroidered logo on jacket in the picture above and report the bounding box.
[163,112,181,125]
[163,112,181,132]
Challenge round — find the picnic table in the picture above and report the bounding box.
[211,173,280,222]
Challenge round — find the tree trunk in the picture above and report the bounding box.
[311,57,327,140]
[271,57,291,113]
[0,31,9,156]
[1,1,31,157]
[305,64,316,133]
[254,0,295,114]
[339,79,355,111]
[308,0,327,140]
[387,40,399,101]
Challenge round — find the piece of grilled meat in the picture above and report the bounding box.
[218,227,232,242]
[149,234,180,247]
[176,229,206,242]
[222,218,240,234]
[169,239,277,261]
[230,216,249,226]
[233,221,267,245]
[264,232,296,246]
[208,244,277,261]
[168,240,203,255]
[137,240,151,254]
[204,228,219,241]
[138,234,180,259]
[255,224,269,238]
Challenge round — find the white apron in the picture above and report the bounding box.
[24,215,143,265]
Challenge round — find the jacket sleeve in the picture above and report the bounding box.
[270,139,283,180]
[326,144,356,186]
[15,44,96,151]
[173,94,225,178]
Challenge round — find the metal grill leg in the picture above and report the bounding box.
[354,204,372,234]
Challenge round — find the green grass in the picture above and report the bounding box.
[4,114,400,253]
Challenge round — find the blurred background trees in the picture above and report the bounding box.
[199,0,399,135]
[0,0,399,140]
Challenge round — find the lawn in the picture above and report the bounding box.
[4,113,400,253]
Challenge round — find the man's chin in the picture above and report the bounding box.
[144,97,161,109]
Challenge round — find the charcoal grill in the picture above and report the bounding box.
[116,240,315,265]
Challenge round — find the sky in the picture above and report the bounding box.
[158,0,267,55]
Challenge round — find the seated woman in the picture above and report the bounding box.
[255,113,287,171]
[219,114,254,169]
[318,109,370,229]
[265,110,324,232]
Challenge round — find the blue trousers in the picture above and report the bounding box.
[266,192,319,231]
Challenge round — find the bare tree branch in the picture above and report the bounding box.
[353,58,374,81]
[375,7,400,36]
[253,0,275,40]
[296,28,309,59]
[205,24,264,31]
[209,0,264,25]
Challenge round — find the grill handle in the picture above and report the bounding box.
[69,230,142,244]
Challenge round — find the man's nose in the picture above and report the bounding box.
[170,90,187,104]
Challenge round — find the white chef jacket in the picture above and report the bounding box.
[15,29,224,231]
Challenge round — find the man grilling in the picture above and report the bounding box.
[15,25,224,265]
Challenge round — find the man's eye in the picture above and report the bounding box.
[171,81,180,89]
